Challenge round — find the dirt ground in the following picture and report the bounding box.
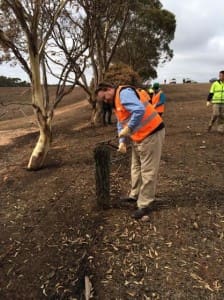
[0,84,224,300]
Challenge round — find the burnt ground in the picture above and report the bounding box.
[0,84,224,299]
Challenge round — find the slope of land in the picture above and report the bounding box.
[0,83,224,299]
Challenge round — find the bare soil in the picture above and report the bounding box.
[0,84,224,300]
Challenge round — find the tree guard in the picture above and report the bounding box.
[94,145,111,209]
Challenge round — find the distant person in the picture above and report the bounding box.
[206,70,224,133]
[151,82,166,116]
[148,88,154,103]
[102,101,113,125]
[95,82,165,220]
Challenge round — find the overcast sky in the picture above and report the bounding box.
[1,1,223,84]
[156,0,224,83]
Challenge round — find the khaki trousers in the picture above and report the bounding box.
[129,128,165,208]
[209,104,224,132]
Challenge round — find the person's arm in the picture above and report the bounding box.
[116,117,127,151]
[207,82,215,101]
[120,88,145,130]
[117,120,126,144]
[207,92,213,102]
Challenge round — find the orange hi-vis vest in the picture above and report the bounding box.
[152,90,164,113]
[114,86,163,142]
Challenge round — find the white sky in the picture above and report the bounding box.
[1,0,223,84]
[156,0,224,83]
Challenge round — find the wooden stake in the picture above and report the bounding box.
[94,145,110,209]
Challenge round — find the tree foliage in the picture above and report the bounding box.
[72,0,132,125]
[104,63,141,86]
[0,75,29,87]
[72,0,130,95]
[113,0,176,80]
[75,0,176,96]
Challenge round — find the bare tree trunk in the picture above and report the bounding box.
[27,54,51,170]
[94,145,111,209]
[27,108,52,170]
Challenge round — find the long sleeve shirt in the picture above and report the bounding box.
[117,87,145,143]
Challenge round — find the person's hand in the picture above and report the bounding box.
[117,142,127,154]
[206,101,211,107]
[118,126,132,138]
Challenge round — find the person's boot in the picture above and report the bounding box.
[132,206,151,220]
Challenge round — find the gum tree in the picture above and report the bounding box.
[0,0,87,170]
[113,0,176,80]
[67,0,131,124]
[68,0,175,124]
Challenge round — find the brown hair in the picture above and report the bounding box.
[95,82,115,95]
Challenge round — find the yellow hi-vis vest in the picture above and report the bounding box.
[210,80,224,104]
[114,86,163,142]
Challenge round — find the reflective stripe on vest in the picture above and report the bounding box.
[132,110,158,133]
[119,109,158,132]
[115,86,163,142]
